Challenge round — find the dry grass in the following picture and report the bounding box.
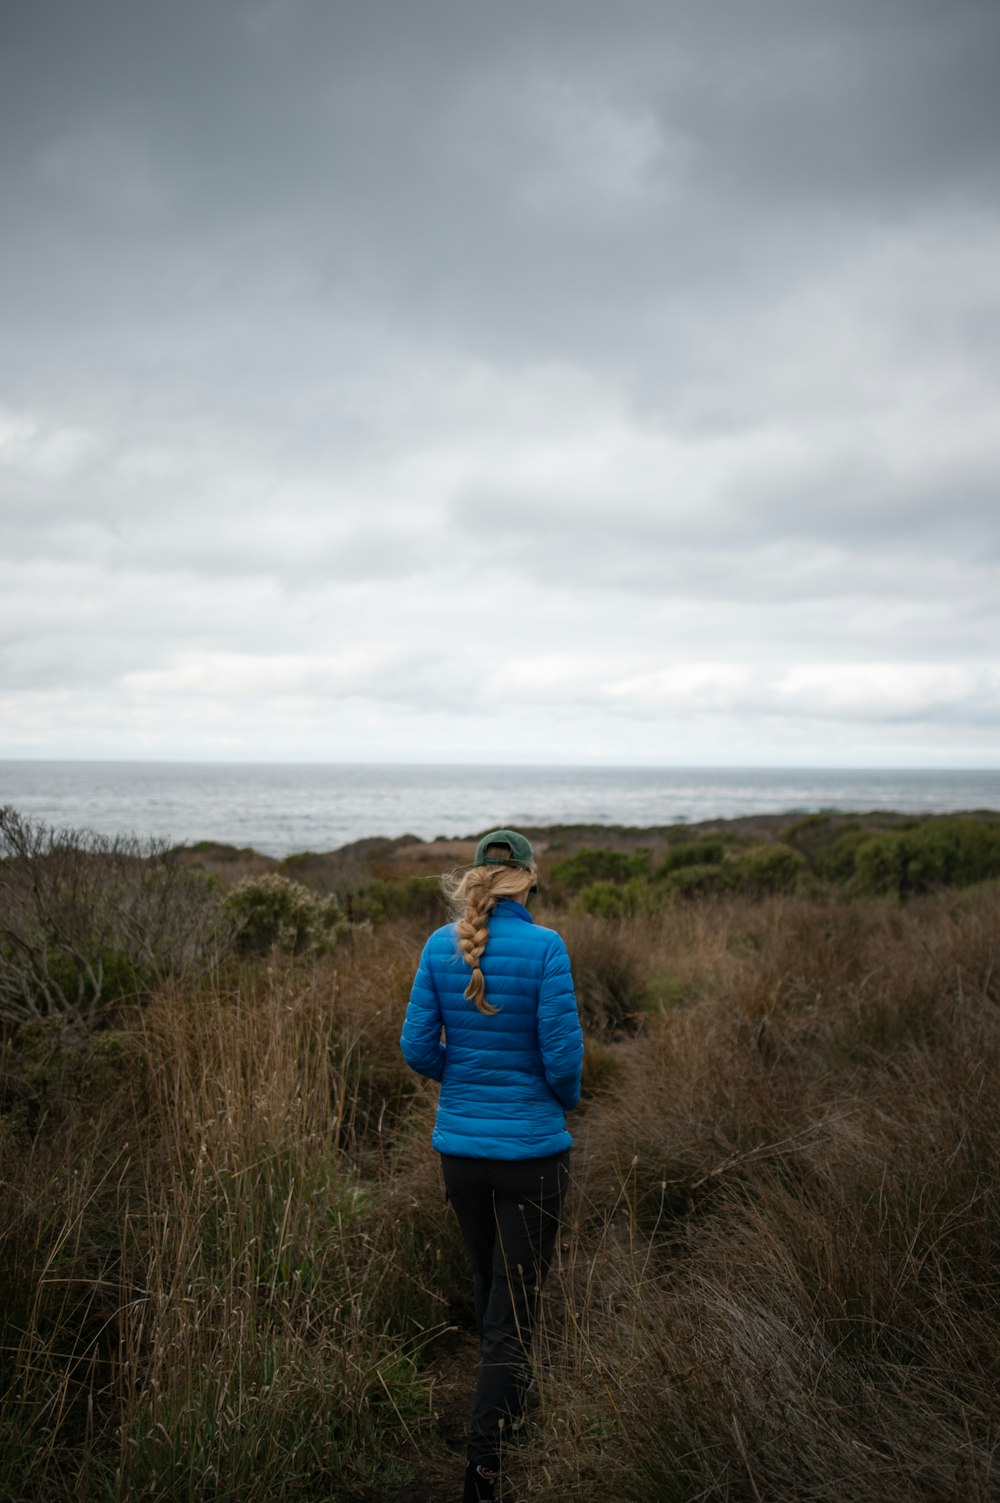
[1,886,998,1500]
[515,890,1000,1501]
[0,932,459,1501]
[124,943,471,1501]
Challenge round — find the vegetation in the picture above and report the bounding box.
[222,872,346,958]
[561,814,1000,912]
[549,849,652,896]
[0,807,223,1031]
[1,806,999,1499]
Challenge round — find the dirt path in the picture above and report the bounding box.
[365,1329,538,1503]
[345,1329,474,1502]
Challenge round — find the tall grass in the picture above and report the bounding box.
[515,890,1000,1501]
[0,933,462,1501]
[2,886,998,1499]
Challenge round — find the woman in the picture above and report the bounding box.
[400,828,584,1503]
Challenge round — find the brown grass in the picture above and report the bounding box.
[515,890,1000,1501]
[1,886,998,1500]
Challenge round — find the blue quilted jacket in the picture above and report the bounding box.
[400,899,584,1159]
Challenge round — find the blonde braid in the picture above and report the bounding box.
[455,873,498,1014]
[443,856,536,1015]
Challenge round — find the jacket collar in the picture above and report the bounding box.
[494,898,534,923]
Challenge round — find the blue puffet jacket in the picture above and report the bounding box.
[400,900,584,1160]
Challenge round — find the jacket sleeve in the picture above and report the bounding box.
[537,932,584,1109]
[400,938,446,1083]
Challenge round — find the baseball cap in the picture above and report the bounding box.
[473,828,535,871]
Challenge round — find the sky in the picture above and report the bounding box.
[2,0,999,768]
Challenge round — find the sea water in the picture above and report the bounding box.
[1,762,998,857]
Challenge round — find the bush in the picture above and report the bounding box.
[347,876,446,927]
[577,881,627,920]
[0,807,222,1031]
[221,873,346,958]
[658,862,728,900]
[852,833,909,896]
[576,879,651,921]
[549,848,650,895]
[728,843,808,896]
[653,839,725,878]
[852,820,1000,898]
[6,1015,142,1116]
[814,828,873,882]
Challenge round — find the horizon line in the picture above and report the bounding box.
[2,757,999,774]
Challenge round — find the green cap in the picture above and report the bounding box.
[473,828,535,871]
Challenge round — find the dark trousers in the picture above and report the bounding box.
[441,1150,569,1465]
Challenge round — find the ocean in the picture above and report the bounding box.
[1,761,998,857]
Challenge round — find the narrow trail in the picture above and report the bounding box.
[364,1322,555,1502]
[358,1331,484,1502]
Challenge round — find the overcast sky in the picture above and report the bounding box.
[2,0,999,767]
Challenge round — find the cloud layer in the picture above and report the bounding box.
[2,0,999,765]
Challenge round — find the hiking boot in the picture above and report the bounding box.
[463,1458,499,1501]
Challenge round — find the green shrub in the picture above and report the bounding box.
[549,848,650,895]
[946,819,1000,883]
[653,840,725,878]
[347,876,445,926]
[781,812,835,843]
[581,876,658,920]
[852,820,1000,898]
[222,873,346,958]
[815,829,873,882]
[728,843,808,896]
[659,863,728,899]
[577,881,625,920]
[13,1015,139,1096]
[852,834,909,896]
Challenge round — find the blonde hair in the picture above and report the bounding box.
[442,851,537,1015]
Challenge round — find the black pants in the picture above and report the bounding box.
[441,1150,569,1465]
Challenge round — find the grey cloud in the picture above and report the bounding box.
[2,0,999,762]
[453,467,998,580]
[5,1,1000,366]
